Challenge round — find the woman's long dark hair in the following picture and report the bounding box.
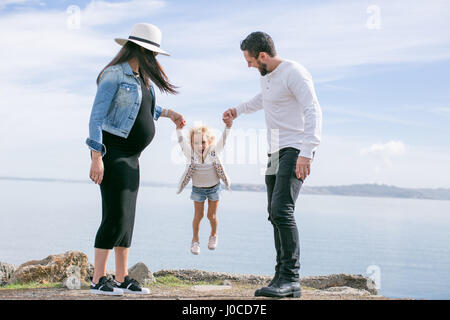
[97,41,178,94]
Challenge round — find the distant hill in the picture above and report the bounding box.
[230,183,450,201]
[1,176,449,201]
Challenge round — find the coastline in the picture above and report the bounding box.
[1,176,449,201]
[0,251,410,300]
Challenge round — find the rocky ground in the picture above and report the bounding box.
[0,251,409,300]
[0,283,396,300]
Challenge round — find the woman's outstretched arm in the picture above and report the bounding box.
[159,107,186,128]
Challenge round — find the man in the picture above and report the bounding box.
[223,31,322,298]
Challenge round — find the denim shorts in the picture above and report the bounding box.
[190,183,221,202]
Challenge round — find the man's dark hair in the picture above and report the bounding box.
[240,31,276,58]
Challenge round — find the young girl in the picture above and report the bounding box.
[176,119,232,255]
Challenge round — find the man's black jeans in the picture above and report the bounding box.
[265,147,304,282]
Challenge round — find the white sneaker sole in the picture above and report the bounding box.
[208,242,218,250]
[208,237,218,250]
[191,242,200,255]
[122,288,150,294]
[90,288,124,296]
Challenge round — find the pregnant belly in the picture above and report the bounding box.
[102,118,155,156]
[127,118,155,153]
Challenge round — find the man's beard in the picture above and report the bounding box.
[257,61,268,76]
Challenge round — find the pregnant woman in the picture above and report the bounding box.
[85,23,186,295]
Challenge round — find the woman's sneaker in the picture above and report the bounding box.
[113,276,150,294]
[90,276,123,296]
[191,241,200,255]
[208,235,218,250]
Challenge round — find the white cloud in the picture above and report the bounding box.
[160,0,450,76]
[1,0,450,189]
[150,0,450,105]
[0,0,29,8]
[2,0,450,85]
[309,136,449,188]
[0,0,167,84]
[0,0,44,9]
[1,0,450,91]
[361,140,406,155]
[81,0,165,27]
[360,140,406,170]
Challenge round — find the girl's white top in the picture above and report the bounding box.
[176,126,231,188]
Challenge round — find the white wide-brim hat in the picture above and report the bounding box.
[115,23,170,56]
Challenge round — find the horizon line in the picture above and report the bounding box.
[0,175,449,191]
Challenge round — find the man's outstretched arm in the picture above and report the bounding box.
[223,93,263,121]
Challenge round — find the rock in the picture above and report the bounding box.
[322,286,372,296]
[0,263,17,286]
[5,253,377,297]
[128,262,154,285]
[85,263,94,282]
[300,274,377,295]
[84,263,114,283]
[85,261,152,285]
[191,285,232,292]
[312,286,372,296]
[8,251,88,285]
[154,269,272,285]
[153,270,377,295]
[62,265,82,290]
[222,280,232,286]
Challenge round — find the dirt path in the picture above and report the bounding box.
[0,283,396,300]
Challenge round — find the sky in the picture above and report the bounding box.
[0,0,449,188]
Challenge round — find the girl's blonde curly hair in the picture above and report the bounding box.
[189,125,215,148]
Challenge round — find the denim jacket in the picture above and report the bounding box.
[85,61,162,157]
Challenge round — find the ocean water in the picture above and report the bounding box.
[1,180,449,299]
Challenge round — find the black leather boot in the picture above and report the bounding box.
[267,272,279,287]
[254,271,279,296]
[254,278,301,298]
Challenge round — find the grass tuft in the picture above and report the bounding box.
[150,275,224,288]
[0,282,62,290]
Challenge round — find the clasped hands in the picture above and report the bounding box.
[173,108,235,130]
[222,108,311,181]
[173,107,311,180]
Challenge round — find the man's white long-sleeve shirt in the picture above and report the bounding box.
[235,59,322,158]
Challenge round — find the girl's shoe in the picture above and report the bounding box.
[113,276,150,294]
[191,241,200,255]
[208,235,218,250]
[90,276,123,296]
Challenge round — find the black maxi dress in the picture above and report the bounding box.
[94,72,155,249]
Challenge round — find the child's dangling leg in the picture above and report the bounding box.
[191,201,204,255]
[207,199,219,250]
